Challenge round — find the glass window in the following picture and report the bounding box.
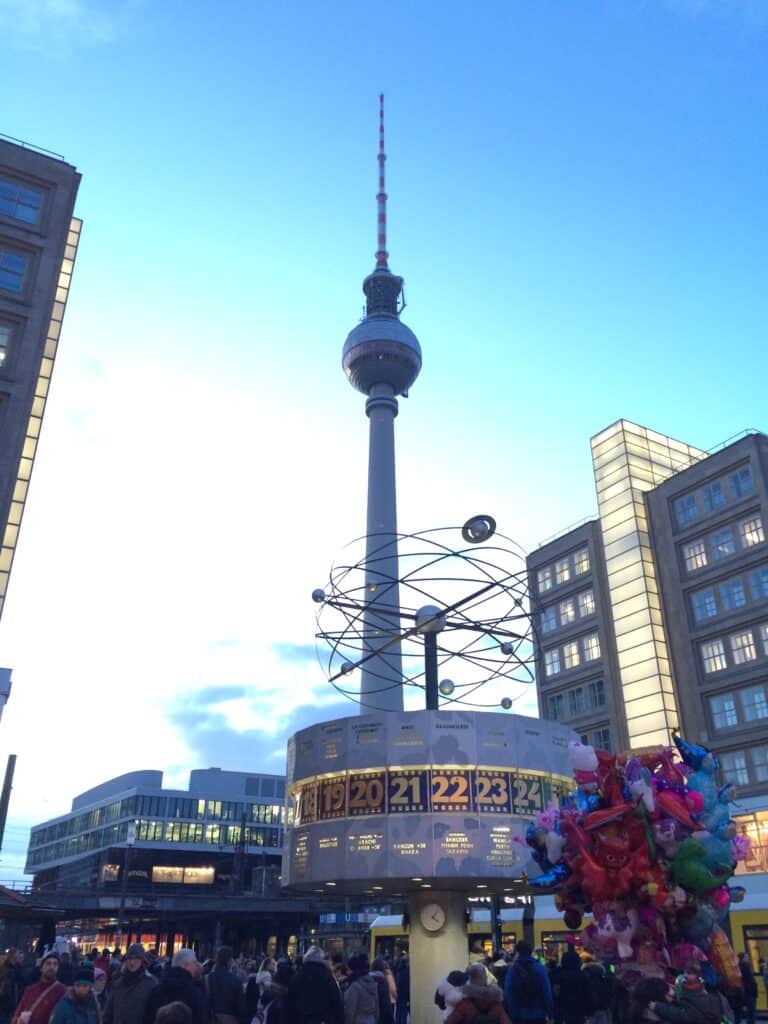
[675,494,698,527]
[593,727,611,749]
[701,638,727,673]
[749,567,768,601]
[544,649,561,677]
[559,598,576,625]
[720,578,746,613]
[731,630,757,665]
[692,588,717,622]
[683,539,708,572]
[555,558,571,585]
[587,679,605,708]
[730,467,753,499]
[711,527,735,561]
[547,693,564,720]
[568,686,585,715]
[152,866,184,884]
[583,634,601,662]
[741,685,768,722]
[578,590,595,617]
[721,751,749,786]
[703,481,726,514]
[0,249,26,293]
[710,693,738,729]
[537,567,553,593]
[540,606,556,633]
[0,323,10,368]
[752,746,768,783]
[563,640,580,669]
[0,177,42,223]
[574,549,590,575]
[741,517,765,549]
[760,624,768,655]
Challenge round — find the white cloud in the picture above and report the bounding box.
[0,0,134,52]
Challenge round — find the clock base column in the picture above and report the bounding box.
[408,891,468,1024]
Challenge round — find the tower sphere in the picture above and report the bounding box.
[342,312,422,396]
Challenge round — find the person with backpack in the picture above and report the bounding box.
[551,950,591,1024]
[444,964,509,1024]
[503,941,553,1024]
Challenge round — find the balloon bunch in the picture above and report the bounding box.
[521,734,748,989]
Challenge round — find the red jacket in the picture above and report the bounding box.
[445,984,510,1024]
[11,980,66,1024]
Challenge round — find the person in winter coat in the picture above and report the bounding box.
[343,955,379,1024]
[503,942,553,1024]
[204,948,245,1024]
[143,951,207,1024]
[739,953,758,1024]
[434,971,467,1023]
[579,961,612,1024]
[283,947,343,1024]
[368,961,394,1024]
[104,944,158,1024]
[444,964,509,1024]
[50,968,100,1024]
[392,948,408,1024]
[261,961,294,1024]
[551,950,592,1024]
[649,970,733,1024]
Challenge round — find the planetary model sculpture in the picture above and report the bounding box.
[312,515,537,714]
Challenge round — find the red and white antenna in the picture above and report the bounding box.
[375,93,389,270]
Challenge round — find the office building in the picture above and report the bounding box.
[0,134,81,623]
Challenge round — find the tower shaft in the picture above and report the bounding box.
[361,384,404,711]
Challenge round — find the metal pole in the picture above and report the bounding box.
[115,822,136,953]
[490,893,501,953]
[424,632,439,710]
[0,754,17,854]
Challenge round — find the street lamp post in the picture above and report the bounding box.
[115,820,137,953]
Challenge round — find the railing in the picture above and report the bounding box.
[0,132,65,161]
[0,880,33,893]
[537,515,598,550]
[706,428,760,456]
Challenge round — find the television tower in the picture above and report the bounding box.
[341,95,422,712]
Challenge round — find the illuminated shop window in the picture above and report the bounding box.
[559,598,576,625]
[731,630,757,666]
[540,607,556,633]
[100,863,120,883]
[711,527,735,561]
[583,634,601,662]
[701,639,727,674]
[544,649,561,677]
[720,578,746,613]
[683,539,708,572]
[578,590,595,617]
[710,693,738,729]
[741,516,765,549]
[183,866,215,885]
[563,641,580,670]
[731,467,753,498]
[574,549,590,575]
[741,685,768,722]
[692,588,717,622]
[749,567,768,601]
[703,482,726,514]
[675,494,699,527]
[152,866,184,884]
[722,751,749,786]
[537,567,553,593]
[0,177,42,223]
[555,558,571,585]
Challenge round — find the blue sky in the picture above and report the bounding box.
[0,0,765,879]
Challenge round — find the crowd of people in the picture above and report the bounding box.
[0,939,764,1024]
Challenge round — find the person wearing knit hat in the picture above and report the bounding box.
[50,966,100,1024]
[125,945,147,963]
[650,970,733,1024]
[102,943,157,1024]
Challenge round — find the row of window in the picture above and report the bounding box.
[546,679,606,721]
[683,516,765,574]
[540,589,595,634]
[0,248,26,293]
[0,176,42,225]
[710,683,768,730]
[701,624,768,673]
[674,467,754,529]
[26,820,134,867]
[139,820,281,847]
[692,566,768,623]
[543,633,601,676]
[29,795,285,848]
[721,747,768,788]
[536,548,590,594]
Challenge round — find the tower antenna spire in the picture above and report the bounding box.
[375,92,388,270]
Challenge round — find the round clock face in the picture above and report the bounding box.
[420,901,446,932]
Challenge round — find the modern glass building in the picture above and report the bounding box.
[0,134,81,624]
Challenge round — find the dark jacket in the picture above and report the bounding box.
[103,970,157,1024]
[503,956,553,1022]
[654,989,731,1024]
[205,966,245,1021]
[50,990,101,1024]
[552,953,592,1024]
[740,960,758,1000]
[445,983,510,1024]
[284,962,343,1024]
[344,976,379,1024]
[143,967,207,1024]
